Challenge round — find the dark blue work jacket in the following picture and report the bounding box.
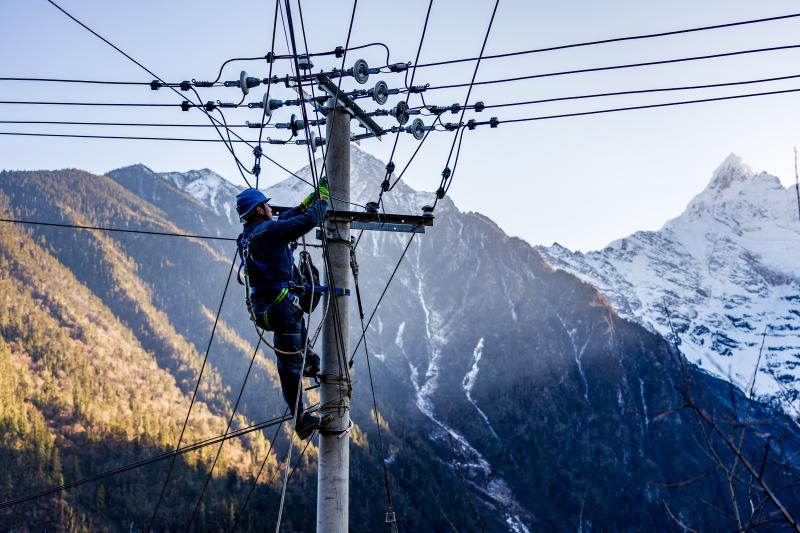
[238,200,328,313]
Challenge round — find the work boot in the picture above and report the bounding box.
[302,349,321,378]
[295,412,319,440]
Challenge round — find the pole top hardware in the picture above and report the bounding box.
[407,118,426,140]
[315,73,384,138]
[392,101,410,125]
[369,80,389,105]
[350,59,370,84]
[387,62,410,73]
[298,55,314,71]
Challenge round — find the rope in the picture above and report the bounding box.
[146,251,237,530]
[350,248,399,528]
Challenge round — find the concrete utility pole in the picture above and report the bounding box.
[317,107,352,533]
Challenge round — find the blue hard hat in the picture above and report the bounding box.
[236,188,271,221]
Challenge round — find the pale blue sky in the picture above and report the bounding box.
[2,0,800,250]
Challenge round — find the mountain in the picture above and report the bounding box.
[1,149,799,531]
[539,154,800,416]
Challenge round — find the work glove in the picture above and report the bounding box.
[300,176,331,209]
[317,175,330,202]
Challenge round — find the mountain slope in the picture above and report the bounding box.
[539,154,800,415]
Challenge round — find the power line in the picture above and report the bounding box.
[423,73,800,111]
[0,132,259,142]
[0,412,293,510]
[408,12,800,69]
[465,86,800,127]
[423,44,800,91]
[185,336,264,530]
[146,252,237,529]
[43,0,256,188]
[377,0,434,202]
[0,100,178,107]
[0,216,238,241]
[433,0,500,209]
[0,120,271,128]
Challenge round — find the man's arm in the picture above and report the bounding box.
[252,200,328,244]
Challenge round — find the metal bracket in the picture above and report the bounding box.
[271,205,433,234]
[315,73,384,139]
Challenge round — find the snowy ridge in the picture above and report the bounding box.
[160,168,240,223]
[539,154,800,416]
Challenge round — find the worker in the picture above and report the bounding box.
[235,177,330,439]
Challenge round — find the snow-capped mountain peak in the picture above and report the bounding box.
[158,168,240,222]
[539,155,800,417]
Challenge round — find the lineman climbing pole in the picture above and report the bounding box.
[318,105,352,533]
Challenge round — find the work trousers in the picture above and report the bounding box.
[259,297,320,417]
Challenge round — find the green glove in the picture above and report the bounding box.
[318,175,330,202]
[300,176,330,209]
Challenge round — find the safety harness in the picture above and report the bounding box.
[236,232,348,330]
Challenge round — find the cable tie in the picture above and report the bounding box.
[473,101,485,112]
[489,116,499,128]
[149,80,162,91]
[179,80,191,91]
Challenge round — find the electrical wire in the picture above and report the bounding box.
[0,216,238,241]
[0,412,295,511]
[0,100,179,107]
[0,119,269,128]
[464,86,800,127]
[423,44,800,92]
[184,336,264,529]
[377,0,434,204]
[230,406,290,531]
[146,252,237,530]
[43,0,255,187]
[408,12,800,69]
[433,0,500,209]
[0,131,258,142]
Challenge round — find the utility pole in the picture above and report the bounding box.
[317,106,352,533]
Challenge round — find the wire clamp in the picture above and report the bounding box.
[204,101,217,111]
[180,100,192,112]
[473,101,485,112]
[489,116,499,128]
[450,103,461,114]
[385,161,395,174]
[149,80,162,91]
[179,80,192,91]
[467,119,477,130]
[192,79,214,88]
[407,84,428,94]
[387,62,410,73]
[443,122,461,131]
[334,45,345,58]
[264,51,276,63]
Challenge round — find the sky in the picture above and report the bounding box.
[2,0,800,251]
